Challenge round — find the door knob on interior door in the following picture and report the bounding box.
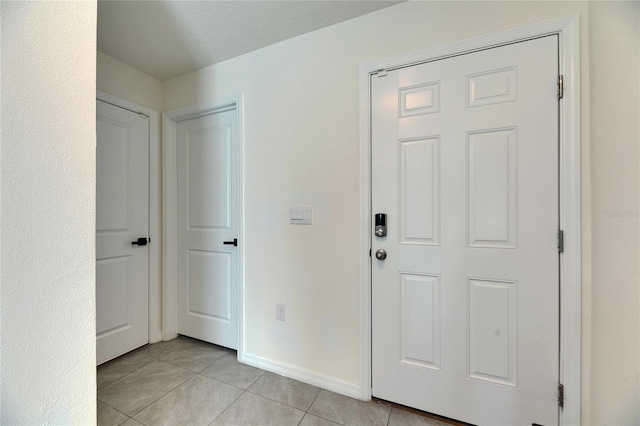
[131,237,148,246]
[223,238,238,247]
[375,249,387,260]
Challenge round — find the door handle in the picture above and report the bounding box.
[131,237,148,246]
[375,249,387,260]
[223,238,238,247]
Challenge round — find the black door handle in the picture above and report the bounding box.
[131,237,148,246]
[223,238,238,247]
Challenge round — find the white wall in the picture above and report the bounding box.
[0,1,97,424]
[587,2,640,424]
[97,51,163,111]
[163,1,640,423]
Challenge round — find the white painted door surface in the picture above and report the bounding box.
[96,100,149,365]
[371,37,559,425]
[177,108,239,349]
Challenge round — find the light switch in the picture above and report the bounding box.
[290,206,312,225]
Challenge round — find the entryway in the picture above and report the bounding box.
[363,17,582,424]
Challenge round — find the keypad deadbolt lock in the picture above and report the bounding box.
[375,213,387,237]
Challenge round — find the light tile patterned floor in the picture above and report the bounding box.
[97,336,457,426]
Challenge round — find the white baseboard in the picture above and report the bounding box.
[240,352,362,400]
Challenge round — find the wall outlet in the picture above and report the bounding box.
[276,303,286,321]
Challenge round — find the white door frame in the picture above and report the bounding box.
[162,95,245,358]
[96,91,162,344]
[358,15,581,425]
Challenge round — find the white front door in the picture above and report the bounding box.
[371,36,559,425]
[177,108,239,349]
[96,100,149,365]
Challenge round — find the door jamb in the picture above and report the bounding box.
[97,91,162,344]
[162,95,245,359]
[358,15,581,425]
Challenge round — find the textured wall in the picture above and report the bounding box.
[1,1,97,423]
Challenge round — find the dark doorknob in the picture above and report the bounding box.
[223,238,238,247]
[131,237,148,246]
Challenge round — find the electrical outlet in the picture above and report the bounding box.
[276,303,285,321]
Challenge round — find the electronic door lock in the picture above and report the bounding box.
[375,213,387,237]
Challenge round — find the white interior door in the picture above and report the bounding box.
[177,108,239,349]
[96,100,149,365]
[371,36,559,425]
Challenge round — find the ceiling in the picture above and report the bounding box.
[97,0,403,81]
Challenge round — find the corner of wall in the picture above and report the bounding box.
[97,51,164,111]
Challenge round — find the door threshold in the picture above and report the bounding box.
[372,397,472,426]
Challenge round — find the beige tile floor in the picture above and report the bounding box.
[97,336,456,426]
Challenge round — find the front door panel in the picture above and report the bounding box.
[371,36,559,425]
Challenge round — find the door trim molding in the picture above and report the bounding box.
[358,15,581,425]
[162,95,245,358]
[97,91,162,344]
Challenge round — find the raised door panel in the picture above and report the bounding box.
[96,256,131,335]
[399,82,440,117]
[467,67,517,108]
[187,250,232,322]
[400,273,441,370]
[187,125,232,229]
[468,278,517,387]
[96,120,130,232]
[399,137,440,245]
[467,128,517,248]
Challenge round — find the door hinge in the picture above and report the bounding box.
[558,383,565,409]
[376,69,388,78]
[557,75,564,99]
[558,230,564,253]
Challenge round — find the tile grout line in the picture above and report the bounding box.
[206,387,248,426]
[103,338,226,417]
[97,341,188,391]
[127,366,196,420]
[160,351,227,374]
[97,339,220,424]
[97,399,132,426]
[98,358,174,396]
[243,388,313,415]
[243,371,326,417]
[98,361,153,392]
